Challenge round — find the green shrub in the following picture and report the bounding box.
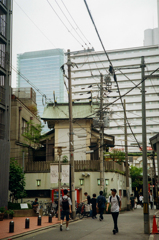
[8,202,21,210]
[0,207,5,213]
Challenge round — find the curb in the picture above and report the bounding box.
[1,218,80,240]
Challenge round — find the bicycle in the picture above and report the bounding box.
[76,202,90,219]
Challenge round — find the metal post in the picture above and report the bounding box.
[157,142,159,208]
[25,218,30,229]
[67,49,75,219]
[124,99,130,210]
[58,151,61,221]
[141,56,150,234]
[100,73,104,191]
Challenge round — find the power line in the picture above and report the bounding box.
[14,0,57,48]
[83,0,112,66]
[47,0,84,48]
[55,0,87,47]
[61,0,91,46]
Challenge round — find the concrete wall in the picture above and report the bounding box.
[54,119,91,161]
[24,171,132,209]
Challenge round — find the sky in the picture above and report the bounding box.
[12,0,158,87]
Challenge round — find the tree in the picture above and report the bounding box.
[104,148,125,164]
[22,120,46,148]
[130,165,143,188]
[9,158,26,202]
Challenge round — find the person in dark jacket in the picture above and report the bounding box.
[96,191,106,221]
[91,193,97,219]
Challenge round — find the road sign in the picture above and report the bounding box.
[148,167,155,178]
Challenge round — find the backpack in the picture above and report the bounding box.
[62,196,69,211]
[110,195,120,206]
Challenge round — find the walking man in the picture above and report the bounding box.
[149,191,153,210]
[60,189,72,231]
[106,189,121,234]
[96,191,106,221]
[130,193,135,211]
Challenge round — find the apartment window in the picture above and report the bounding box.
[22,118,28,134]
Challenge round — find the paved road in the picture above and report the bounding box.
[19,208,154,240]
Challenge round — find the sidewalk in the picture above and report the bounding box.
[0,216,60,240]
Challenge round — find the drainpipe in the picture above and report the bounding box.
[18,106,22,142]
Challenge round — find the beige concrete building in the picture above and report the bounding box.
[10,88,41,166]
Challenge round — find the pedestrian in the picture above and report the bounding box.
[106,189,121,235]
[96,191,106,221]
[82,192,91,204]
[139,194,143,207]
[91,193,97,219]
[149,191,153,209]
[32,198,39,213]
[130,193,135,210]
[60,189,72,231]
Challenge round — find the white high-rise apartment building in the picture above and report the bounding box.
[70,45,159,152]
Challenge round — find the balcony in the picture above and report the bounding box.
[25,160,126,173]
[0,50,5,74]
[0,0,7,15]
[0,16,7,43]
[0,122,5,139]
[0,86,4,105]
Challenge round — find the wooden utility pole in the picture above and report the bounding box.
[141,56,150,234]
[124,99,130,210]
[100,73,104,191]
[67,49,75,219]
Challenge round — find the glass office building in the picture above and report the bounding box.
[16,49,66,132]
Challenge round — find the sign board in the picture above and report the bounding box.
[50,165,58,183]
[20,203,28,209]
[62,165,69,183]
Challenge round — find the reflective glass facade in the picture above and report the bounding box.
[16,49,66,132]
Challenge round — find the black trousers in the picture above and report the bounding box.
[99,208,104,219]
[111,212,119,231]
[150,202,153,209]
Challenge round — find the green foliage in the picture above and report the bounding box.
[104,149,125,164]
[130,165,143,188]
[9,159,27,202]
[62,155,68,163]
[22,120,46,148]
[0,207,5,213]
[8,202,21,210]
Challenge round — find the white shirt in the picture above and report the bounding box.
[139,196,143,202]
[60,195,72,205]
[108,195,120,212]
[150,195,153,202]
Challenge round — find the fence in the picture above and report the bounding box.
[25,160,126,173]
[0,86,5,105]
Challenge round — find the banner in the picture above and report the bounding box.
[62,165,69,183]
[50,165,58,183]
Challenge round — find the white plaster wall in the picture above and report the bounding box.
[25,171,132,209]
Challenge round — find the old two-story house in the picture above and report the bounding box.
[23,102,132,209]
[10,87,41,167]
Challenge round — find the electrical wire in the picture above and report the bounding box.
[14,0,57,48]
[55,0,87,47]
[61,0,91,46]
[47,0,84,48]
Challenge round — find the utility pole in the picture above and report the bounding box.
[100,73,104,191]
[67,49,75,219]
[141,56,150,234]
[124,99,130,210]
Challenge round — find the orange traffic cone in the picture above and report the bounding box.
[152,215,158,234]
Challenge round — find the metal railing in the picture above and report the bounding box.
[0,16,6,38]
[0,86,5,105]
[0,123,5,139]
[0,0,6,7]
[0,50,5,69]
